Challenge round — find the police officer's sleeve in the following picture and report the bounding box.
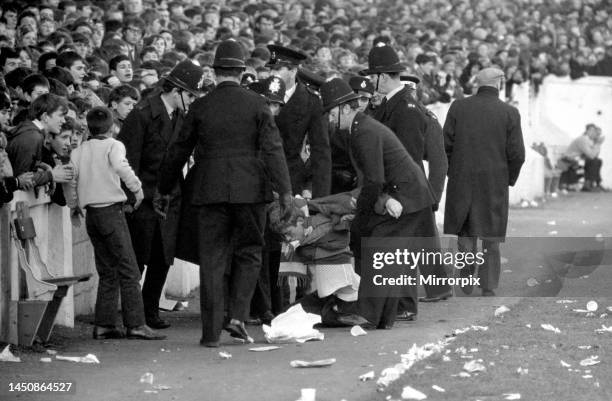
[442,101,457,163]
[351,131,385,214]
[506,107,525,186]
[306,96,331,198]
[258,107,291,196]
[117,109,145,177]
[158,108,197,195]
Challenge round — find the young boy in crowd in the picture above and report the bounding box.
[109,84,139,131]
[64,106,165,341]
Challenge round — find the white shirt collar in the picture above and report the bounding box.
[32,119,44,131]
[284,83,297,103]
[384,84,404,101]
[160,94,175,118]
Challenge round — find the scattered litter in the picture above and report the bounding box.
[541,324,561,334]
[595,233,603,241]
[471,325,489,331]
[545,279,552,283]
[453,327,470,335]
[219,351,232,359]
[601,314,608,319]
[40,357,52,363]
[377,367,402,387]
[586,301,598,312]
[455,346,467,354]
[359,371,375,381]
[351,325,367,337]
[548,231,558,235]
[530,200,538,207]
[458,372,471,378]
[581,275,590,279]
[503,270,513,273]
[140,372,154,385]
[143,390,158,394]
[583,375,593,379]
[153,385,171,391]
[290,358,336,368]
[516,367,529,375]
[504,394,521,400]
[46,350,57,355]
[501,345,510,350]
[578,346,592,350]
[556,300,576,305]
[378,352,388,356]
[495,306,510,317]
[401,385,427,400]
[607,307,612,312]
[442,356,451,362]
[0,345,21,362]
[248,346,281,352]
[56,354,99,364]
[586,312,596,317]
[595,325,612,333]
[463,359,486,373]
[299,388,316,401]
[585,370,591,374]
[501,257,508,264]
[527,278,539,287]
[263,304,324,344]
[431,385,445,392]
[579,356,600,367]
[489,362,495,366]
[469,348,479,353]
[526,324,532,328]
[573,309,589,313]
[547,221,557,226]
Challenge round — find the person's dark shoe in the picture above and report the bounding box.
[337,313,370,326]
[200,339,220,348]
[126,325,166,340]
[482,289,496,297]
[224,319,254,343]
[459,266,474,294]
[260,311,275,326]
[146,316,171,329]
[93,326,124,340]
[419,289,453,302]
[396,311,417,322]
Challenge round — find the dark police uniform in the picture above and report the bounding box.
[158,80,291,344]
[118,91,184,324]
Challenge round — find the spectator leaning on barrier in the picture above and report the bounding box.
[64,106,165,341]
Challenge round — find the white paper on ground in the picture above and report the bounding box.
[263,304,324,343]
[494,306,510,317]
[290,358,336,368]
[56,354,99,364]
[400,385,427,400]
[350,325,367,336]
[0,345,21,362]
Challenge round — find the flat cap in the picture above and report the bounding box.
[476,67,505,86]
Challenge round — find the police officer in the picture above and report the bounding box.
[362,45,452,310]
[157,40,292,347]
[118,60,204,329]
[267,44,331,199]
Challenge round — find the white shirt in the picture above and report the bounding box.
[284,83,297,103]
[384,84,404,101]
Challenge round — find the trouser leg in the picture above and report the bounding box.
[142,224,171,319]
[197,204,231,343]
[479,240,501,290]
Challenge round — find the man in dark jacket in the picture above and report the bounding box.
[157,40,292,347]
[118,60,204,329]
[443,67,525,296]
[267,44,331,199]
[363,45,451,307]
[320,78,437,329]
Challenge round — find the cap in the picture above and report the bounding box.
[266,44,307,67]
[348,76,374,96]
[475,67,505,86]
[399,74,421,84]
[297,68,325,90]
[251,76,286,104]
[415,53,436,65]
[213,39,246,69]
[320,78,361,112]
[164,60,205,95]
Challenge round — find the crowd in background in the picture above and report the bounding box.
[1,0,611,200]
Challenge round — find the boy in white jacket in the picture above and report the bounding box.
[65,106,165,340]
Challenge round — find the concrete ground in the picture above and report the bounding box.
[1,191,611,401]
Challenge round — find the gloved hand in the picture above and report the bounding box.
[152,189,170,218]
[432,202,439,212]
[279,192,293,221]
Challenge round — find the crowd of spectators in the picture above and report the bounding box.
[1,0,612,204]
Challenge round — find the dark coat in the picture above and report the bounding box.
[6,120,45,177]
[443,86,525,239]
[118,93,184,266]
[158,81,291,263]
[275,82,331,198]
[0,177,18,205]
[374,86,426,169]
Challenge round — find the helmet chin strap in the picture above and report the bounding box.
[336,107,341,132]
[179,90,186,112]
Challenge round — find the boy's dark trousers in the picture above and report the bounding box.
[86,203,145,328]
